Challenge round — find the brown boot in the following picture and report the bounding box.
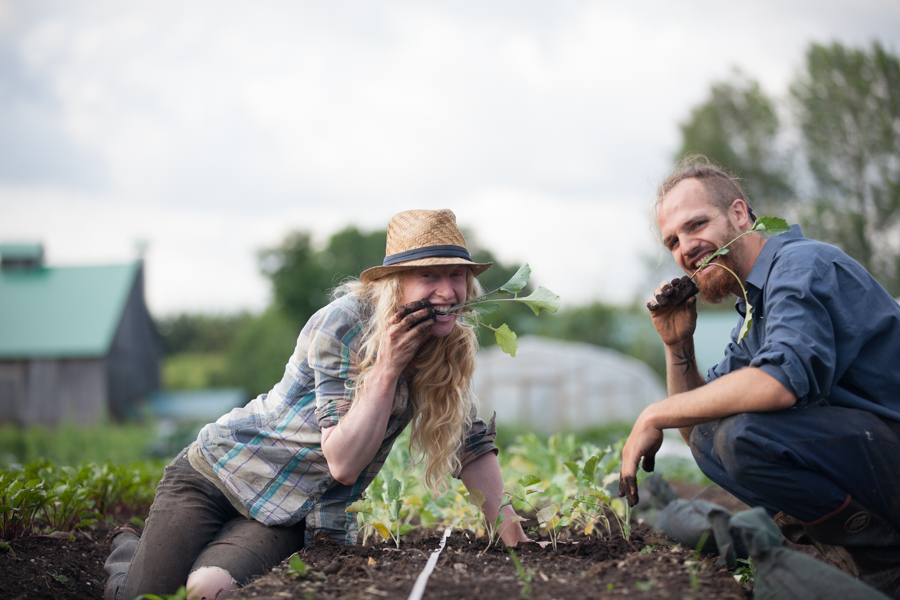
[774,511,859,577]
[801,496,900,599]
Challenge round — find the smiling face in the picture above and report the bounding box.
[658,178,749,303]
[400,264,470,337]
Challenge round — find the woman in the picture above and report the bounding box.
[104,209,529,600]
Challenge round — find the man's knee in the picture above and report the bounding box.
[692,413,771,485]
[185,566,239,600]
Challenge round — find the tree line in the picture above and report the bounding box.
[156,39,899,399]
[678,41,900,296]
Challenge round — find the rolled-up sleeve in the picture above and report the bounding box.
[310,308,363,429]
[748,265,837,406]
[452,403,499,478]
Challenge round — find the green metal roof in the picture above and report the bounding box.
[0,263,140,359]
[0,243,44,261]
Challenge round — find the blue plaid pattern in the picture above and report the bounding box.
[195,294,497,542]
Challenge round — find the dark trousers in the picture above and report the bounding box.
[104,449,305,600]
[690,405,900,527]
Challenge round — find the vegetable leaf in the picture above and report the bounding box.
[500,264,532,294]
[373,523,392,540]
[518,286,561,316]
[345,500,372,515]
[519,474,541,487]
[467,490,486,510]
[494,324,518,357]
[752,217,790,236]
[470,302,499,316]
[738,302,754,342]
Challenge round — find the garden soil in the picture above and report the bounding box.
[0,485,759,600]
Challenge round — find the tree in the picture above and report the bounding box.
[790,41,900,295]
[676,69,794,215]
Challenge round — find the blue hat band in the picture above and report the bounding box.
[382,245,472,266]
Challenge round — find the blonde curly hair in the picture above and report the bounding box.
[333,270,483,494]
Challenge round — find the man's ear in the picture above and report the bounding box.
[730,198,752,230]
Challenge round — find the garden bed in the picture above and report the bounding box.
[0,484,754,600]
[242,524,749,600]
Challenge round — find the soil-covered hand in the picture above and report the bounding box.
[377,300,436,374]
[618,416,663,508]
[646,277,698,347]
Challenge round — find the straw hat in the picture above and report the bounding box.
[360,209,493,282]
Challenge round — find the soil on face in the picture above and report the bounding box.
[0,486,756,600]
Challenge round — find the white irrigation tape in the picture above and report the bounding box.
[407,527,452,600]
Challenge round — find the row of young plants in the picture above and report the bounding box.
[347,430,705,550]
[0,459,165,541]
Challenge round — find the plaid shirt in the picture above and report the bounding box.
[195,293,497,544]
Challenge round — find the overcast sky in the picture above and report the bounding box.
[2,0,898,316]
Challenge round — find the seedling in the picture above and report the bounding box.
[287,554,308,578]
[566,446,634,541]
[446,264,560,357]
[507,547,534,599]
[734,558,756,585]
[346,477,407,548]
[461,490,524,551]
[504,475,569,550]
[652,217,790,342]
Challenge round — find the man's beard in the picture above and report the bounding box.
[695,254,737,304]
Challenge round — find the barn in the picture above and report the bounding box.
[0,243,161,426]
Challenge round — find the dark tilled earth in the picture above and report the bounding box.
[0,485,755,600]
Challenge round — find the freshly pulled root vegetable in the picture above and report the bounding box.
[647,276,698,311]
[395,299,436,329]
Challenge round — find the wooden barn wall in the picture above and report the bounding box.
[106,265,161,420]
[0,359,106,426]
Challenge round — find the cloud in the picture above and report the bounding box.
[0,0,898,313]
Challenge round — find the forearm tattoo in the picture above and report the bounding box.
[672,345,696,377]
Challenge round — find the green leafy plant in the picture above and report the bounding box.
[346,477,408,548]
[0,474,47,539]
[448,264,560,356]
[734,557,756,585]
[507,547,534,599]
[287,554,308,578]
[136,586,191,600]
[460,490,523,551]
[691,217,790,341]
[505,475,570,550]
[40,482,99,533]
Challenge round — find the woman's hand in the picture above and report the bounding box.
[376,300,436,375]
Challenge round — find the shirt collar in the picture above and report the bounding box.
[745,224,804,290]
[733,224,804,316]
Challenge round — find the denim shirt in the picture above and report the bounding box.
[195,293,497,540]
[708,225,900,421]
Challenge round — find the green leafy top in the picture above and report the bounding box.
[691,216,790,342]
[447,263,561,357]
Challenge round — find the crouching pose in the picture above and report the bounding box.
[619,158,900,597]
[105,209,528,600]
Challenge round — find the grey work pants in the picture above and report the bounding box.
[104,448,305,600]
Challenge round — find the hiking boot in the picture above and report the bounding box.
[105,525,139,553]
[774,511,859,577]
[801,496,900,598]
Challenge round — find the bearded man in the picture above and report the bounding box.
[618,158,900,597]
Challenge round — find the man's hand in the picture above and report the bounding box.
[647,278,698,347]
[618,414,664,507]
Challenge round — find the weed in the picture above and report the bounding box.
[734,558,756,585]
[507,547,534,599]
[287,554,308,578]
